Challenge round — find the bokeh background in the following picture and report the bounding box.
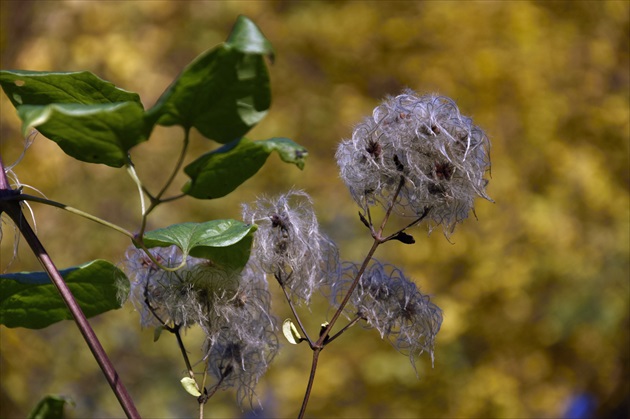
[1,1,628,418]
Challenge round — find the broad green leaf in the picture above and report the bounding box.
[0,260,128,329]
[142,220,257,270]
[183,137,308,199]
[146,17,272,143]
[28,395,74,419]
[0,70,141,108]
[17,102,148,167]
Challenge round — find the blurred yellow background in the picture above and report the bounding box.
[1,1,628,418]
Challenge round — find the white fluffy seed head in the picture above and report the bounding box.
[337,90,492,236]
[242,190,340,304]
[203,313,279,407]
[330,261,442,370]
[122,246,242,329]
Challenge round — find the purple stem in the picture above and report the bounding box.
[0,156,140,418]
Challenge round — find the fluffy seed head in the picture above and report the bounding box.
[242,190,339,304]
[330,261,442,370]
[204,330,278,408]
[202,265,277,345]
[337,90,492,236]
[122,246,240,329]
[123,246,279,406]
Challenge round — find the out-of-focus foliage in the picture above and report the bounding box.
[27,394,73,419]
[1,1,628,418]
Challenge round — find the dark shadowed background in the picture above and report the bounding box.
[1,1,628,418]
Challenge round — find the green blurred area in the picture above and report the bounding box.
[0,1,628,418]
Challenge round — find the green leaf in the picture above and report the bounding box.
[0,260,128,329]
[0,70,141,108]
[142,220,257,270]
[183,137,308,199]
[17,102,148,167]
[0,70,149,167]
[226,15,275,60]
[146,17,272,143]
[28,395,74,419]
[195,233,254,272]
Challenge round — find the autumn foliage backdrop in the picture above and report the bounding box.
[1,1,628,418]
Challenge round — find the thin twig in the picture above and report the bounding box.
[159,193,186,203]
[155,128,190,203]
[205,374,227,400]
[144,283,199,388]
[318,178,406,342]
[16,192,185,272]
[297,349,321,419]
[199,359,210,419]
[324,315,363,345]
[381,206,431,242]
[276,272,314,348]
[138,128,190,238]
[298,175,406,418]
[16,194,135,240]
[174,325,198,383]
[318,239,380,347]
[375,176,406,238]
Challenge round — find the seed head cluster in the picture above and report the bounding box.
[331,261,443,369]
[242,190,339,304]
[336,90,492,235]
[124,246,214,329]
[118,92,493,407]
[203,268,279,407]
[122,246,278,405]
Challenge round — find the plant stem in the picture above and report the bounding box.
[17,194,136,240]
[199,359,210,419]
[318,239,380,346]
[376,177,405,236]
[277,274,313,348]
[325,315,362,345]
[0,161,140,418]
[298,176,407,418]
[138,128,190,238]
[381,206,431,242]
[294,229,379,419]
[298,348,321,419]
[126,163,147,217]
[174,325,198,385]
[16,193,184,271]
[156,128,190,203]
[144,287,200,394]
[323,178,407,338]
[297,315,362,418]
